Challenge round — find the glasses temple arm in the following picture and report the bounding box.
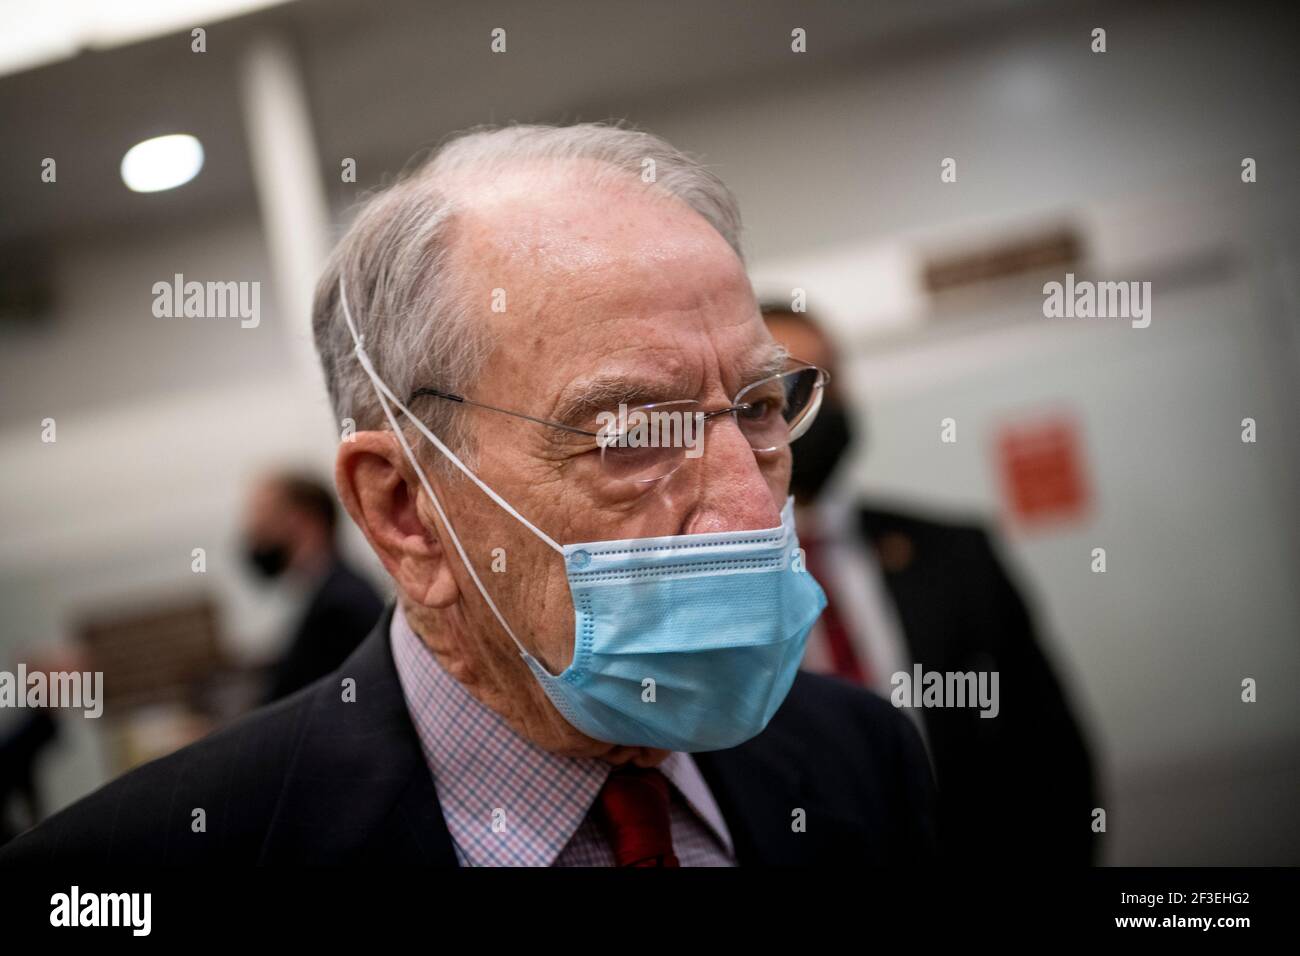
[703,404,752,422]
[408,387,598,437]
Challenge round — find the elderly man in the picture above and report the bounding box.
[0,123,935,866]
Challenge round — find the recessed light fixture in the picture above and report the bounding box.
[120,133,204,193]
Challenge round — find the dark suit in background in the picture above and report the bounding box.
[761,305,1097,864]
[859,503,1098,864]
[264,559,384,703]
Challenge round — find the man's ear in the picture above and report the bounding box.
[335,432,459,608]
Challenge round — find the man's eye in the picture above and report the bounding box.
[739,398,780,421]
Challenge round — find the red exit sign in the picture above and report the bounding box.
[995,415,1092,527]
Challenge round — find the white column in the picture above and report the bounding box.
[238,33,331,391]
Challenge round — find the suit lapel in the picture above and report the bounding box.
[858,509,939,667]
[694,678,876,865]
[255,605,879,866]
[258,604,458,865]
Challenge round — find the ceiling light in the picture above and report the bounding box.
[120,133,204,193]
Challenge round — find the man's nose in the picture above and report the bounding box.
[680,416,781,535]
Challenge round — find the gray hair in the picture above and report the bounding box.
[311,121,746,470]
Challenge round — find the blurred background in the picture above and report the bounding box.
[0,0,1297,864]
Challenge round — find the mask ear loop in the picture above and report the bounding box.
[337,277,558,660]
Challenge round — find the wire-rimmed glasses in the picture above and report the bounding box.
[408,361,829,488]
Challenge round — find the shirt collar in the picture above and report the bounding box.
[798,491,857,546]
[389,602,732,865]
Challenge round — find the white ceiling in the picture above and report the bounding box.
[0,0,1049,246]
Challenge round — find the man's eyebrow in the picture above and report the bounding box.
[548,344,792,431]
[550,375,692,430]
[738,343,792,385]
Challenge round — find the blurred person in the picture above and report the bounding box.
[0,123,936,866]
[0,712,58,845]
[242,471,384,702]
[0,647,86,844]
[763,304,1098,864]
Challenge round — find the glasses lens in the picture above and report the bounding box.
[734,367,824,451]
[598,400,698,483]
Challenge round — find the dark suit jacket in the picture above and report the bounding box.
[264,558,384,704]
[858,504,1098,864]
[0,604,937,865]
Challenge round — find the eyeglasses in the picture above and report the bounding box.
[408,361,829,487]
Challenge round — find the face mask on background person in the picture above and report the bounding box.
[338,279,827,753]
[245,540,291,580]
[788,398,855,503]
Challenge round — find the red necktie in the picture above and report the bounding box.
[595,766,680,867]
[801,536,871,685]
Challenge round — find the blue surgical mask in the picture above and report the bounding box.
[338,279,827,752]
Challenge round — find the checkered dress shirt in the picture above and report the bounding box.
[389,603,736,867]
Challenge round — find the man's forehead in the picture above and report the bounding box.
[491,259,772,410]
[447,161,762,408]
[451,164,731,286]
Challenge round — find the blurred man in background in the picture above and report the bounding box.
[763,304,1098,864]
[0,646,90,845]
[242,471,383,702]
[0,712,58,845]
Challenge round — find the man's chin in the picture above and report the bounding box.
[544,719,672,764]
